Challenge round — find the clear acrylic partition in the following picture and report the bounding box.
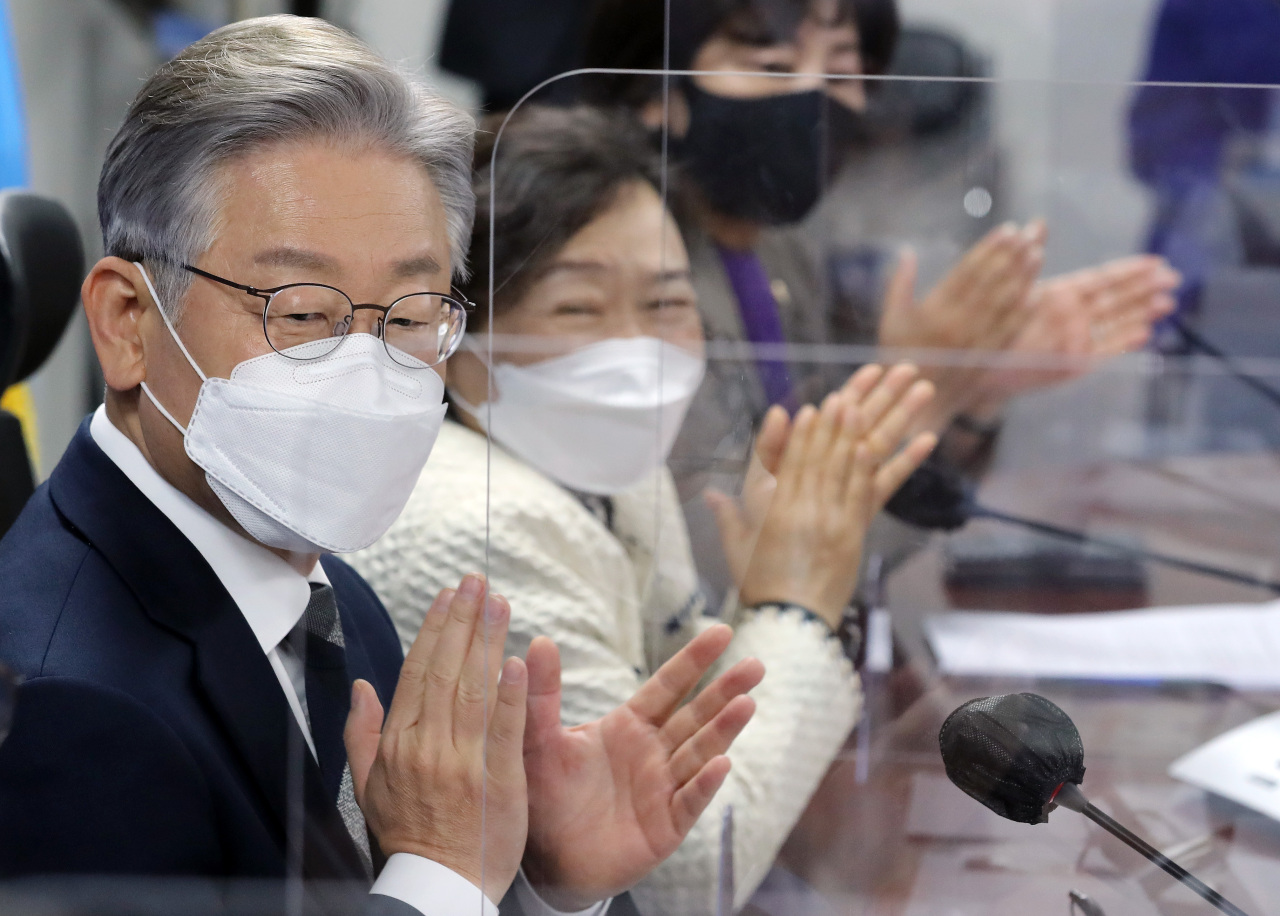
[480,30,1280,916]
[4,6,1280,916]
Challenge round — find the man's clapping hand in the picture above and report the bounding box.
[344,575,529,903]
[521,625,764,911]
[343,575,764,910]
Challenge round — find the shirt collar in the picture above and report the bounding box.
[89,404,327,653]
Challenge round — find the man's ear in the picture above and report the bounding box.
[82,257,153,392]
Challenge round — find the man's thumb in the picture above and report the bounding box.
[343,678,384,806]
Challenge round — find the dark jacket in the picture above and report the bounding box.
[0,420,408,912]
[0,419,646,916]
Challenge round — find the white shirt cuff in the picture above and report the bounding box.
[512,868,612,916]
[370,852,498,916]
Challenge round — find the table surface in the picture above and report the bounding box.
[770,453,1280,916]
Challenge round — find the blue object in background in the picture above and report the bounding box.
[153,11,219,60]
[1128,0,1280,320]
[0,0,21,738]
[0,0,27,189]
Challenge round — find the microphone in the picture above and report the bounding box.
[940,693,1251,916]
[884,461,1280,594]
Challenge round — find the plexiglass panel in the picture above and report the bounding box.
[467,31,1280,915]
[4,4,1280,916]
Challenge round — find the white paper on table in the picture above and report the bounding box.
[925,600,1280,689]
[1170,711,1280,822]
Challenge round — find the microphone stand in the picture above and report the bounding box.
[969,504,1280,595]
[1171,316,1280,413]
[885,461,1280,593]
[1054,783,1250,916]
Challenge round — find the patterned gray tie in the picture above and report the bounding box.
[298,583,373,877]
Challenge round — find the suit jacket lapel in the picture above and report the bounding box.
[48,422,369,881]
[196,608,366,880]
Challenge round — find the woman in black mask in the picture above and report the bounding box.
[587,0,894,221]
[583,0,1037,589]
[581,0,1177,601]
[662,1,878,227]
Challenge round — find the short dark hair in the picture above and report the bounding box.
[463,105,666,325]
[581,0,900,108]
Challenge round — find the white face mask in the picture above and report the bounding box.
[452,336,705,495]
[135,264,447,554]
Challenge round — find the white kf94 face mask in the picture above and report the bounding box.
[451,335,706,495]
[135,264,447,554]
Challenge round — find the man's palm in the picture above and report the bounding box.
[527,696,702,884]
[521,629,763,911]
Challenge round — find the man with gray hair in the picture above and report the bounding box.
[0,15,762,916]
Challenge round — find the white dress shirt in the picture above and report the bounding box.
[89,405,608,916]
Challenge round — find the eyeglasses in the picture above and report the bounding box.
[182,263,472,368]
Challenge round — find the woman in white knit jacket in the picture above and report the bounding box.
[349,105,936,916]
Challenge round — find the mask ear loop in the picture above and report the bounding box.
[445,334,495,424]
[458,332,490,366]
[446,387,486,426]
[133,262,208,435]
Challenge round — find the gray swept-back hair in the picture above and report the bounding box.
[99,15,475,319]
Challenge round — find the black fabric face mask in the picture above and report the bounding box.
[823,95,871,154]
[677,82,828,226]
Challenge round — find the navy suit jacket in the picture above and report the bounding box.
[0,421,412,911]
[0,421,645,916]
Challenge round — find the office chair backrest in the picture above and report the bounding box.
[861,26,986,141]
[0,190,84,389]
[0,190,84,538]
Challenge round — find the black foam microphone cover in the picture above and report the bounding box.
[884,459,973,531]
[0,190,85,390]
[939,692,1086,824]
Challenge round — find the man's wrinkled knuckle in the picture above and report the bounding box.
[455,682,487,709]
[488,728,520,758]
[400,659,429,683]
[402,750,440,782]
[425,667,455,692]
[377,731,402,759]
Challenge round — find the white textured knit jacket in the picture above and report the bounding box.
[349,420,862,916]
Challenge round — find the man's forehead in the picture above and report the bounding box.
[213,142,453,278]
[229,150,436,212]
[253,246,445,279]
